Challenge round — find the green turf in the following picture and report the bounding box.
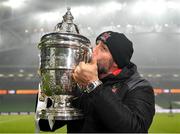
[0,115,66,133]
[0,113,180,133]
[149,113,180,133]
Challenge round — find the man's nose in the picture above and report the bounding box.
[93,45,98,54]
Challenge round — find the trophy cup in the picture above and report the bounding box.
[35,8,92,129]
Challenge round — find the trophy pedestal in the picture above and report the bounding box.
[37,95,84,120]
[38,107,84,120]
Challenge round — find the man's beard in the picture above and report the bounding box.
[97,65,108,75]
[97,59,113,76]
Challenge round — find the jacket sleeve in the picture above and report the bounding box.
[38,119,66,132]
[87,84,155,133]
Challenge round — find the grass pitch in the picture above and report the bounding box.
[0,113,180,133]
[0,114,66,133]
[149,113,180,133]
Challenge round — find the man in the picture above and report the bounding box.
[39,31,155,133]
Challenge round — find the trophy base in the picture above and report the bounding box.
[38,107,84,120]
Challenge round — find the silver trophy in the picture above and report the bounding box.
[35,8,92,129]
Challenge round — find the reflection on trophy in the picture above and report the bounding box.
[35,8,92,129]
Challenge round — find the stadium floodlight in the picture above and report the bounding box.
[100,1,122,13]
[167,1,179,10]
[164,24,169,27]
[25,29,28,33]
[71,2,122,19]
[147,74,153,78]
[17,74,24,77]
[72,6,94,17]
[27,74,34,77]
[126,24,132,28]
[132,0,144,15]
[87,26,92,30]
[19,69,24,73]
[117,25,121,28]
[173,74,179,78]
[146,0,166,16]
[132,0,167,16]
[2,0,27,9]
[8,74,14,77]
[155,74,162,78]
[40,28,44,32]
[0,74,5,77]
[36,11,60,23]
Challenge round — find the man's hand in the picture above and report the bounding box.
[73,57,99,87]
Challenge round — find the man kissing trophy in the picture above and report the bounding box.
[35,8,92,130]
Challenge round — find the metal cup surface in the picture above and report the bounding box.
[38,32,92,120]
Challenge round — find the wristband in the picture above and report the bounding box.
[85,80,103,93]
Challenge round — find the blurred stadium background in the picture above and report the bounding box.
[0,0,180,133]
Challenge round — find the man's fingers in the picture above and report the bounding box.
[72,59,98,87]
[73,72,87,86]
[79,61,85,67]
[73,66,87,83]
[90,57,97,65]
